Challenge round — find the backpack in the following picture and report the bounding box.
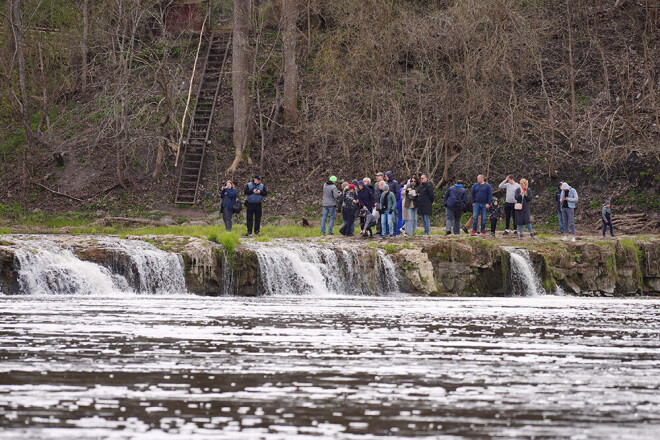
[232,199,242,214]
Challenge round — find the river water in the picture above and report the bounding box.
[1,295,659,439]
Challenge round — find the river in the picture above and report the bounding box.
[1,295,659,439]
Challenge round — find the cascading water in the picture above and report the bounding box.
[96,238,187,295]
[249,241,399,296]
[7,237,187,295]
[504,246,545,297]
[11,239,127,296]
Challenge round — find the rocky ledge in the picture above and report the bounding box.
[0,235,658,297]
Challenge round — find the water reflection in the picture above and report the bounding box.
[0,296,659,439]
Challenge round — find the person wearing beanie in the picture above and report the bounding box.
[602,200,615,237]
[340,183,357,236]
[321,175,340,235]
[359,207,378,238]
[560,182,579,242]
[379,182,397,239]
[244,175,268,236]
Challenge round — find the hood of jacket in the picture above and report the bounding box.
[561,182,571,190]
[385,171,394,181]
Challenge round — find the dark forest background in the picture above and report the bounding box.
[1,0,659,227]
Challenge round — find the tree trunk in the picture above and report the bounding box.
[228,0,251,173]
[566,0,577,151]
[81,0,89,92]
[9,0,32,141]
[38,43,50,131]
[282,0,299,125]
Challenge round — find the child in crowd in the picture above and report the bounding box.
[488,198,502,237]
[360,207,379,238]
[602,200,615,237]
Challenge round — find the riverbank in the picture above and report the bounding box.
[1,232,659,297]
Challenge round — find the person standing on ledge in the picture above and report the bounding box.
[498,175,520,235]
[321,175,340,236]
[555,182,565,234]
[379,182,396,239]
[444,179,467,235]
[514,179,534,239]
[602,200,615,238]
[470,174,492,236]
[416,173,435,237]
[220,180,238,232]
[560,182,579,242]
[244,175,267,237]
[384,171,402,235]
[373,172,385,237]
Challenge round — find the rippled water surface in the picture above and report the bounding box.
[1,296,659,439]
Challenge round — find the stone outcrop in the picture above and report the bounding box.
[0,234,658,297]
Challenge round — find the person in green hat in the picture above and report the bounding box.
[322,175,340,235]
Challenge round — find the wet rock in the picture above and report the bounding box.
[0,245,17,294]
[398,248,436,294]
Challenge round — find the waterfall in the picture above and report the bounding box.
[96,238,187,295]
[7,237,187,296]
[249,241,399,296]
[11,239,125,296]
[504,247,545,297]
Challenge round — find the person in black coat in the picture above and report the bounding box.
[514,178,534,239]
[416,174,435,236]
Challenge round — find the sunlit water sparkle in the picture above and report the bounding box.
[0,295,658,439]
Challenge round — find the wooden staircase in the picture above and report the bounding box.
[175,31,232,205]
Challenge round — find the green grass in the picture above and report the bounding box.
[0,204,96,228]
[0,227,10,235]
[69,223,322,240]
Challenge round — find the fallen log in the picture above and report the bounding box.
[34,182,84,203]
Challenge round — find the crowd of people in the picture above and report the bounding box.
[319,173,599,242]
[218,173,616,241]
[321,172,435,239]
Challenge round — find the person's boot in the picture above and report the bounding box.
[445,231,451,236]
[503,230,509,235]
[463,226,469,234]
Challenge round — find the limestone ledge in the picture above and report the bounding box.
[0,235,658,297]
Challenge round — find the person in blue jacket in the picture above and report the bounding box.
[384,171,402,235]
[470,174,492,236]
[220,180,238,232]
[244,175,268,237]
[444,180,467,235]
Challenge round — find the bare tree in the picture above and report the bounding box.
[81,0,89,92]
[228,0,251,173]
[8,0,33,148]
[282,0,299,125]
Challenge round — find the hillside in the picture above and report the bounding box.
[1,0,659,229]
